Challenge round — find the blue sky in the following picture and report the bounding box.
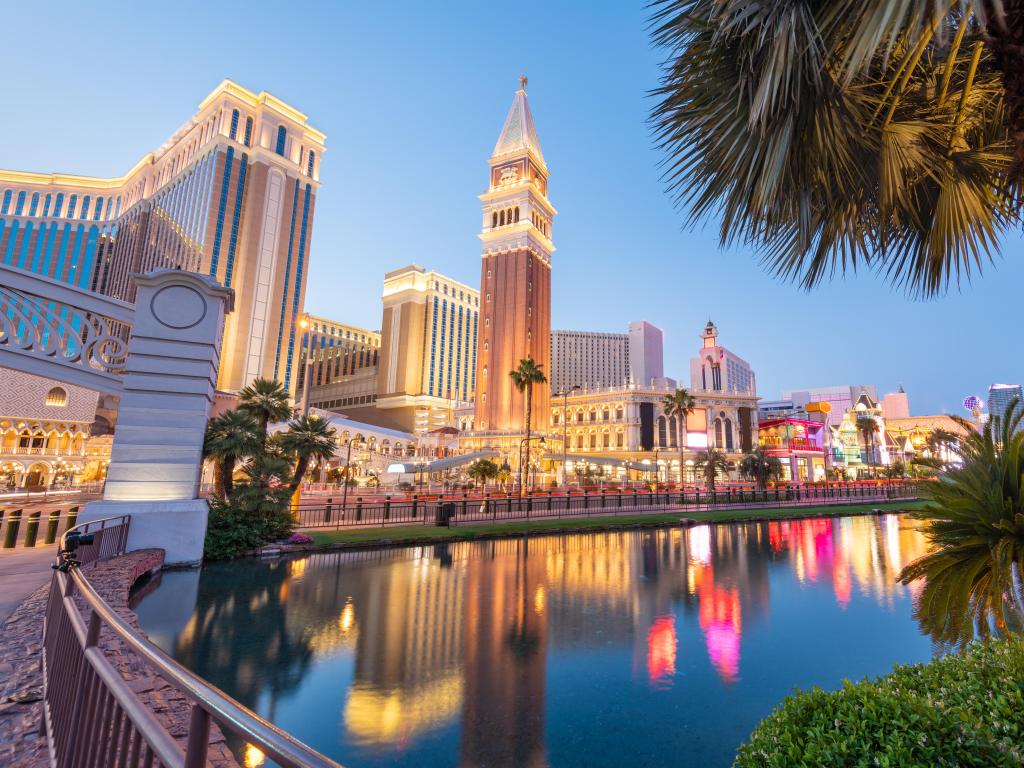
[3,0,1021,414]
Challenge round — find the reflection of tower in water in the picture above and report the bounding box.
[461,538,549,768]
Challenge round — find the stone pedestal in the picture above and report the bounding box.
[82,270,233,565]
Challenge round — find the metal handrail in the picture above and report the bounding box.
[48,516,343,768]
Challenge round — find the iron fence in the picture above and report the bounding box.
[41,516,341,768]
[293,481,921,529]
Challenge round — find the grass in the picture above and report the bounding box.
[304,500,925,546]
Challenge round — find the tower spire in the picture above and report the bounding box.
[492,79,545,166]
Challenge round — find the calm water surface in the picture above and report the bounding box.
[135,514,934,767]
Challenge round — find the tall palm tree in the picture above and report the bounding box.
[856,416,880,478]
[926,427,962,467]
[509,357,547,491]
[469,459,499,488]
[649,2,1022,298]
[899,401,1024,649]
[277,415,337,494]
[203,410,261,498]
[739,446,783,490]
[663,388,696,485]
[238,378,292,442]
[694,448,730,493]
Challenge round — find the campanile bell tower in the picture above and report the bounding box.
[473,76,555,433]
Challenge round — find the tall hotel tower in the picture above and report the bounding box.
[0,80,325,394]
[473,77,555,436]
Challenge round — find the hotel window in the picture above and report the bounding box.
[492,212,497,228]
[0,190,10,214]
[42,194,51,217]
[28,193,39,216]
[275,126,287,156]
[53,194,64,217]
[244,116,253,147]
[307,150,315,176]
[15,191,25,215]
[66,195,77,219]
[229,109,240,141]
[81,196,91,220]
[94,197,104,221]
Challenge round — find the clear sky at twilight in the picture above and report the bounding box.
[3,0,1021,415]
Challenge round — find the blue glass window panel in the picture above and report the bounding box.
[307,151,315,176]
[15,191,26,215]
[42,194,51,217]
[80,196,91,220]
[28,193,39,217]
[77,226,99,287]
[67,195,77,219]
[272,179,300,383]
[224,154,248,287]
[93,197,103,221]
[114,196,122,217]
[244,117,253,147]
[3,221,19,264]
[275,126,286,156]
[54,193,64,218]
[0,190,10,214]
[208,147,234,276]
[229,109,239,141]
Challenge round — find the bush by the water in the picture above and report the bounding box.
[734,638,1024,767]
[203,495,294,560]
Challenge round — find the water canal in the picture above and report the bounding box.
[134,514,934,767]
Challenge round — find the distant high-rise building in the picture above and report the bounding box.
[0,79,325,394]
[690,322,756,396]
[298,317,380,392]
[628,321,664,387]
[988,383,1023,428]
[550,330,629,392]
[781,384,878,421]
[881,387,910,419]
[377,265,479,433]
[474,77,553,434]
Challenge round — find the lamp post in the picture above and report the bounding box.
[553,385,581,486]
[518,435,546,496]
[298,315,314,417]
[341,437,364,512]
[653,447,660,485]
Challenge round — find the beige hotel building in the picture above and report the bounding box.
[0,79,325,395]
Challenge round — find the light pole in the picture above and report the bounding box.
[518,435,546,496]
[653,447,660,485]
[298,315,314,417]
[553,385,581,486]
[341,437,364,511]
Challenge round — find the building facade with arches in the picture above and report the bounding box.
[0,368,108,489]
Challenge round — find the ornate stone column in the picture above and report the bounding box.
[82,270,234,565]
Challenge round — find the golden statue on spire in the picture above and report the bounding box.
[519,74,528,90]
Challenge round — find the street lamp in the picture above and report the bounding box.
[553,385,581,486]
[298,315,315,417]
[518,435,546,496]
[341,437,365,512]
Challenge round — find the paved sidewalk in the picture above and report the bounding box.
[0,546,56,623]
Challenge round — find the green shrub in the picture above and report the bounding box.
[203,489,294,560]
[734,638,1024,767]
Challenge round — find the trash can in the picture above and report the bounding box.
[435,502,456,528]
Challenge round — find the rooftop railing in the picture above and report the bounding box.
[42,515,342,768]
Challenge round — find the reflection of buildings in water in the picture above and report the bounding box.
[461,537,549,768]
[646,614,678,688]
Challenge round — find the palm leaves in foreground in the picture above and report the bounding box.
[899,401,1024,649]
[203,410,261,498]
[739,446,784,490]
[238,378,292,439]
[649,1,1021,297]
[695,448,730,493]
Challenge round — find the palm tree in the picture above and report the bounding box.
[277,415,337,494]
[238,378,292,442]
[899,401,1024,649]
[469,459,499,488]
[739,446,783,490]
[663,388,696,485]
[925,427,961,468]
[496,462,513,492]
[649,2,1022,298]
[203,410,261,498]
[694,448,729,493]
[509,357,547,491]
[856,416,880,478]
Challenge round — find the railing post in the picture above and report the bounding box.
[183,704,211,768]
[3,510,21,548]
[23,511,41,547]
[462,493,468,518]
[324,498,332,525]
[384,496,391,523]
[355,497,363,522]
[44,510,60,545]
[64,505,79,533]
[411,494,418,519]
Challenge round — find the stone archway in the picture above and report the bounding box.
[24,461,50,488]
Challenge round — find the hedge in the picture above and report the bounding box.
[734,637,1024,767]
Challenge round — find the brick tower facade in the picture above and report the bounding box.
[473,77,555,435]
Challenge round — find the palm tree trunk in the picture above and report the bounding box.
[678,417,686,487]
[290,456,309,494]
[222,456,236,497]
[521,385,532,492]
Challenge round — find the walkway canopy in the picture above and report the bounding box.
[386,450,501,474]
[554,453,659,472]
